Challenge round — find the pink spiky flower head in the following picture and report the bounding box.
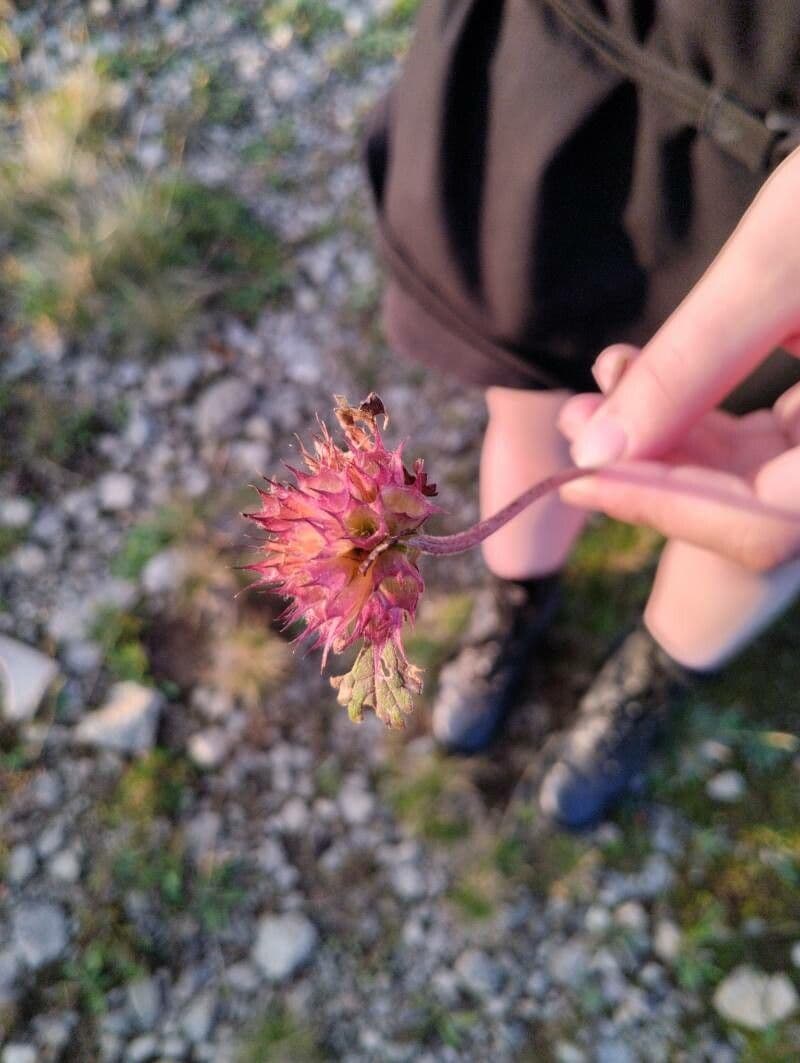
[245,394,439,728]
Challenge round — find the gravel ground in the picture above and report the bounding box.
[2,2,800,1061]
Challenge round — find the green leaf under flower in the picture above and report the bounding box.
[331,641,422,729]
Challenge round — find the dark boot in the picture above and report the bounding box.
[431,576,562,755]
[537,625,693,830]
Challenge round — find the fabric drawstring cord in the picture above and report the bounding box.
[539,0,800,173]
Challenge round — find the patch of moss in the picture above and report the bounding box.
[655,691,800,1001]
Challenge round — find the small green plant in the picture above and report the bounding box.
[401,996,477,1051]
[194,861,246,932]
[239,1005,323,1063]
[740,1025,800,1063]
[0,743,28,774]
[239,121,299,191]
[670,900,729,992]
[241,119,298,161]
[386,755,473,844]
[262,0,344,45]
[523,828,592,896]
[113,844,185,908]
[90,606,151,684]
[448,878,495,921]
[0,381,125,486]
[111,505,190,580]
[191,64,251,127]
[64,938,145,1015]
[332,0,421,76]
[106,750,189,826]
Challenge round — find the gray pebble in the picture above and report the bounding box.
[252,913,318,982]
[13,902,69,969]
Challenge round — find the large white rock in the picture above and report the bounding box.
[252,913,318,982]
[713,965,799,1030]
[74,682,163,754]
[2,1045,39,1063]
[0,636,59,722]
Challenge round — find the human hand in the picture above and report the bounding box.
[559,348,800,570]
[555,148,800,571]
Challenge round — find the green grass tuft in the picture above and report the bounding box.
[2,65,291,353]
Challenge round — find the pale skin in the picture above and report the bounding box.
[480,146,800,673]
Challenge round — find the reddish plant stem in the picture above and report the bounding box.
[406,466,595,557]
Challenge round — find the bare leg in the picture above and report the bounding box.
[480,387,588,580]
[432,386,587,753]
[645,540,800,672]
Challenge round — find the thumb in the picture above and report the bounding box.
[571,152,800,468]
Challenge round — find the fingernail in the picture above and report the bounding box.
[571,416,628,468]
[592,348,633,394]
